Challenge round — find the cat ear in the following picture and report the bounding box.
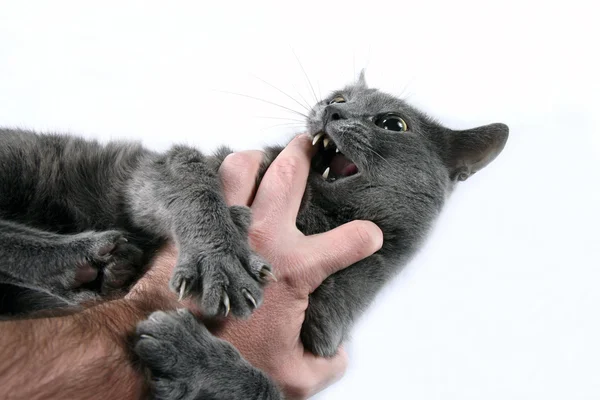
[357,69,367,88]
[446,123,509,181]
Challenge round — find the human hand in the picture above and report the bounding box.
[125,243,179,309]
[212,135,383,399]
[126,135,383,398]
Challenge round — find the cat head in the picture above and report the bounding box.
[304,70,508,237]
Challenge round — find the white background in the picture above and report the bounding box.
[1,1,599,399]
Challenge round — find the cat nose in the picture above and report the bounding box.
[324,105,346,124]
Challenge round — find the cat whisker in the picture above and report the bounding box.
[254,116,305,123]
[291,83,315,109]
[364,143,394,170]
[316,80,323,103]
[252,74,311,112]
[397,76,416,101]
[261,122,305,128]
[259,122,305,133]
[292,49,319,103]
[216,90,308,119]
[401,92,415,101]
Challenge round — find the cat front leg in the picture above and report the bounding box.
[0,219,142,307]
[128,146,272,319]
[301,254,387,357]
[135,309,282,400]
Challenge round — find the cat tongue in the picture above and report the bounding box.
[330,154,358,177]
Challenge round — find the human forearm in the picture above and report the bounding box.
[0,295,172,400]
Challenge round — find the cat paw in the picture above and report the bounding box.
[170,246,272,319]
[57,230,142,293]
[135,310,278,400]
[229,205,252,235]
[301,294,346,358]
[170,207,274,319]
[95,235,144,295]
[229,206,276,284]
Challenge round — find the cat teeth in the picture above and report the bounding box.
[312,132,324,146]
[322,167,330,179]
[312,132,341,153]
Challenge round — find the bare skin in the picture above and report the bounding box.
[0,135,383,400]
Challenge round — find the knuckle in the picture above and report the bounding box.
[221,151,262,174]
[291,386,311,400]
[280,378,311,400]
[337,351,349,371]
[271,156,303,180]
[248,223,273,251]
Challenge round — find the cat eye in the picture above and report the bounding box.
[329,96,346,104]
[374,113,408,132]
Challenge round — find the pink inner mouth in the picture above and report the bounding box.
[330,154,358,177]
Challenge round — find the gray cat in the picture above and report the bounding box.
[0,72,508,399]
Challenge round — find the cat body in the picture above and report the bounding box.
[0,74,508,399]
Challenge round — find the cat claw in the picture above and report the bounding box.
[243,289,258,309]
[149,314,160,322]
[178,280,187,302]
[259,267,277,282]
[222,291,230,317]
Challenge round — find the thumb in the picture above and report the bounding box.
[298,220,383,291]
[300,346,349,398]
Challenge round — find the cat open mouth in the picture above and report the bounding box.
[311,132,359,182]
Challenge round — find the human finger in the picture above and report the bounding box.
[219,150,265,206]
[297,220,383,291]
[300,347,349,398]
[251,135,316,226]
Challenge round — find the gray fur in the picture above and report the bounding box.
[135,309,281,400]
[297,75,508,356]
[0,131,270,318]
[0,74,508,399]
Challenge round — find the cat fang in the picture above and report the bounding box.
[311,132,359,182]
